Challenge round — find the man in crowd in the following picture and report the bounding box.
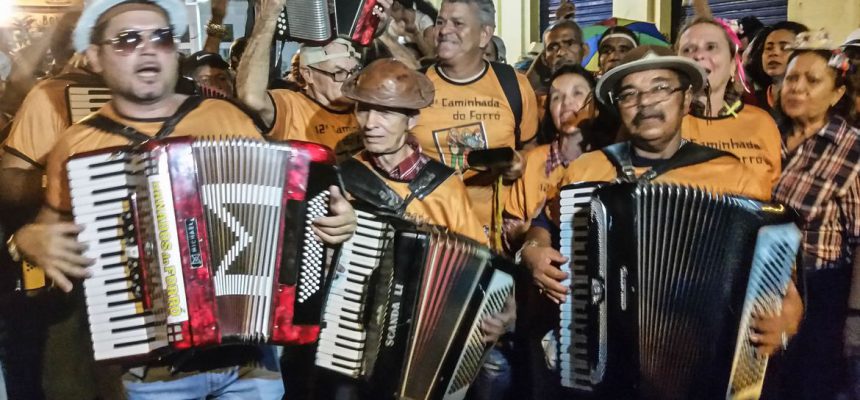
[237,0,392,161]
[0,10,111,399]
[182,50,234,97]
[518,45,802,397]
[414,0,539,248]
[528,20,590,95]
[596,25,639,77]
[340,58,486,243]
[5,0,357,398]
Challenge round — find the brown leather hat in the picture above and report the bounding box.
[341,58,435,110]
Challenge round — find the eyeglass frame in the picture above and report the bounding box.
[612,84,688,108]
[98,27,177,54]
[307,65,361,82]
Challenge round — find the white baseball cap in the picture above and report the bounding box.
[73,0,188,53]
[842,28,860,49]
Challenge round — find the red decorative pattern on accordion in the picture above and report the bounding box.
[67,137,338,362]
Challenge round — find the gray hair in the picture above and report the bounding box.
[443,0,496,27]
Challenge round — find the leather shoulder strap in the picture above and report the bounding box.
[642,142,736,181]
[80,114,151,143]
[601,142,636,182]
[490,61,524,149]
[406,159,455,201]
[340,158,405,213]
[153,95,204,138]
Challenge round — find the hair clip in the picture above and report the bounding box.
[790,29,833,50]
[828,48,854,77]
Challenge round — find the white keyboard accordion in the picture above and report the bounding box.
[66,85,111,123]
[67,137,338,362]
[556,181,801,400]
[314,209,515,400]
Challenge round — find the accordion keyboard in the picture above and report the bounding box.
[316,210,393,377]
[68,151,167,361]
[558,182,602,390]
[66,85,111,123]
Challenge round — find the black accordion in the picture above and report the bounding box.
[276,0,382,45]
[315,209,515,400]
[67,137,338,362]
[556,182,801,400]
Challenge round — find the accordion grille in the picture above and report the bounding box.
[193,138,290,341]
[278,0,332,42]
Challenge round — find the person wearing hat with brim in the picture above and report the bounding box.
[182,50,234,97]
[338,57,516,362]
[339,58,486,245]
[518,46,802,380]
[7,0,360,398]
[237,0,393,162]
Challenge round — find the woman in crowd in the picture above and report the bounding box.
[503,63,612,399]
[676,14,783,192]
[504,63,611,249]
[767,44,860,400]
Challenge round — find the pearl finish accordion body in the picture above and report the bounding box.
[67,137,338,362]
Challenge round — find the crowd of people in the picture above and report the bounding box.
[0,0,858,398]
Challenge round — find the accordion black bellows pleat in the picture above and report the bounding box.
[557,182,801,400]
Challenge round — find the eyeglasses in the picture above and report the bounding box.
[309,65,360,82]
[613,84,686,108]
[100,27,176,55]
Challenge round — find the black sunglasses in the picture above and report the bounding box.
[100,27,176,55]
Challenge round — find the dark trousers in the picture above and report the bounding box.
[763,263,852,400]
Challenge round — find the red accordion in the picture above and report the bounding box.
[67,137,338,362]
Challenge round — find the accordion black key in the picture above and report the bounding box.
[67,137,338,362]
[276,0,382,45]
[315,209,514,400]
[556,182,801,400]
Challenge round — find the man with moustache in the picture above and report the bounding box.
[6,0,358,397]
[237,0,392,161]
[412,0,539,250]
[517,45,802,398]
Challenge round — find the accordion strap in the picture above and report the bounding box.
[80,95,204,144]
[340,158,454,216]
[602,141,735,182]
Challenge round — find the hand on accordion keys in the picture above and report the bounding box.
[14,221,94,293]
[749,281,803,356]
[481,294,516,343]
[521,244,569,304]
[311,186,357,246]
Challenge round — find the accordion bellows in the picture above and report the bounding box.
[315,209,515,400]
[68,137,338,362]
[557,182,801,400]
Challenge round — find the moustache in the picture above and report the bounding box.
[633,110,665,126]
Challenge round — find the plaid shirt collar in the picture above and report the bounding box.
[365,136,430,182]
[782,116,848,158]
[546,137,573,176]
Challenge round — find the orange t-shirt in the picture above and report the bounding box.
[411,63,539,230]
[45,99,265,212]
[268,89,361,161]
[351,155,488,245]
[560,147,772,202]
[3,69,101,166]
[681,104,782,191]
[505,144,566,221]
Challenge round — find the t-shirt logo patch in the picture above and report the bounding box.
[432,122,488,171]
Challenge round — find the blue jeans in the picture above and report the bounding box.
[468,346,512,400]
[124,346,284,400]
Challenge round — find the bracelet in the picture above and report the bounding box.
[205,21,227,38]
[514,239,540,265]
[6,234,21,262]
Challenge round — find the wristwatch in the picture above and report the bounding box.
[205,21,227,38]
[6,234,21,262]
[514,239,540,265]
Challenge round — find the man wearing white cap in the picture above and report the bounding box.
[6,0,358,398]
[237,0,392,161]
